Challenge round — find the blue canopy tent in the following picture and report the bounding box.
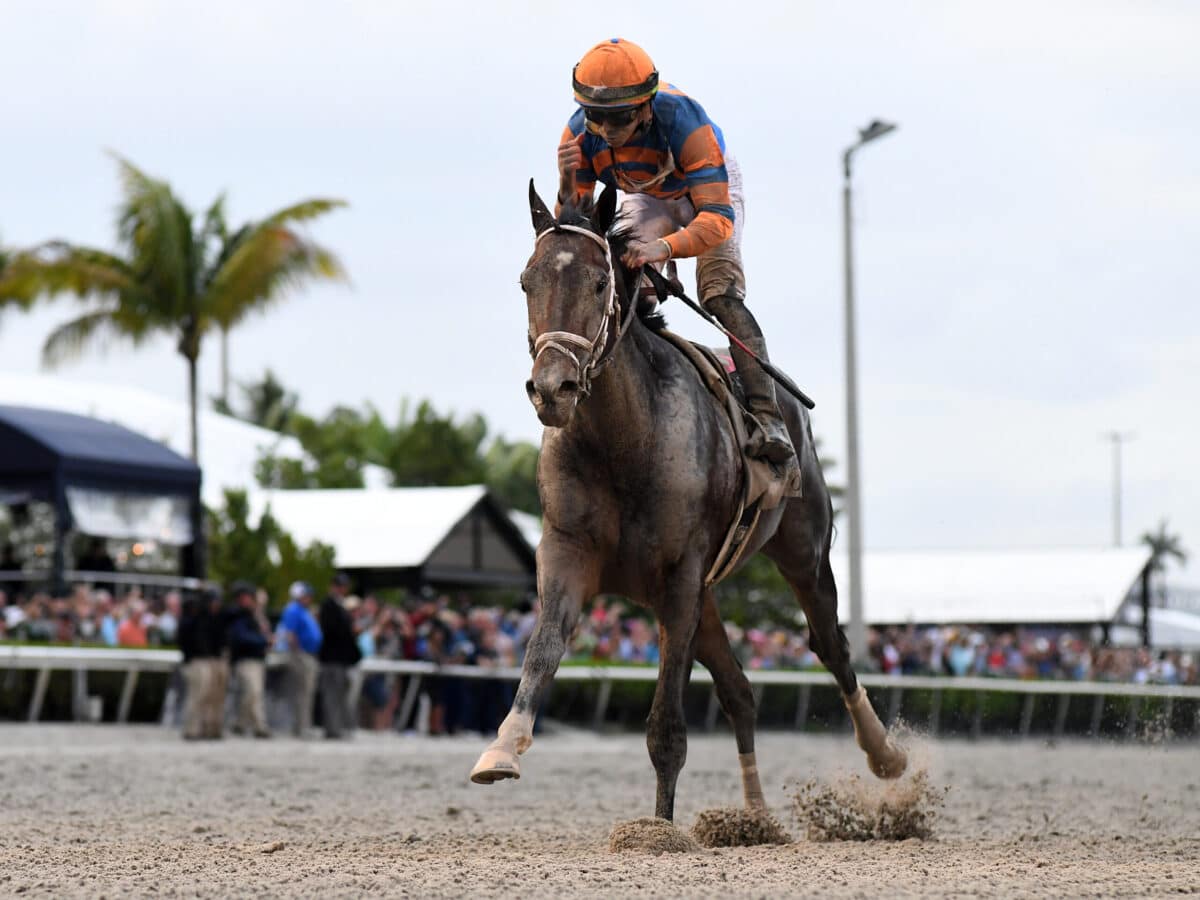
[0,405,204,586]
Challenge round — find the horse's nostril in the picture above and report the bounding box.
[559,380,579,397]
[525,380,537,399]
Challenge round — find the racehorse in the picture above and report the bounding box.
[470,182,906,821]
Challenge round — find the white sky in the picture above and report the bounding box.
[1,1,1197,581]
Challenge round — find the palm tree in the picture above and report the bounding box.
[10,154,346,460]
[1141,519,1188,598]
[220,369,299,433]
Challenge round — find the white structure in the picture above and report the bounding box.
[0,373,304,507]
[829,547,1151,626]
[249,485,535,590]
[482,517,1152,626]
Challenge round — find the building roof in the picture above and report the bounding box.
[0,404,199,496]
[0,373,304,507]
[514,511,1147,625]
[828,547,1151,626]
[248,485,536,589]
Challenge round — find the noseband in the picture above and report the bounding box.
[530,224,634,397]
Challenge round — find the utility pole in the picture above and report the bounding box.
[842,120,897,665]
[1102,431,1134,546]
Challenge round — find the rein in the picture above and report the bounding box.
[530,224,637,396]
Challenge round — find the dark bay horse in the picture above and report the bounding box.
[470,182,905,820]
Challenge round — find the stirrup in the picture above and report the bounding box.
[745,412,796,465]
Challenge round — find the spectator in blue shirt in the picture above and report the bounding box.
[278,580,322,737]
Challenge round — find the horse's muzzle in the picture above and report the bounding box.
[527,368,581,427]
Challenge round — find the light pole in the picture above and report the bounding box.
[842,119,897,665]
[1102,431,1134,546]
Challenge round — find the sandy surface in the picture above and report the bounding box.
[0,723,1197,898]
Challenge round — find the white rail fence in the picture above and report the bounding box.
[3,645,1199,738]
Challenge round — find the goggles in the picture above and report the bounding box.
[583,105,642,132]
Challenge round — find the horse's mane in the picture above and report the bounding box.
[557,199,668,333]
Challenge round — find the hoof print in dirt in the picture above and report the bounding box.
[691,807,792,847]
[609,817,700,854]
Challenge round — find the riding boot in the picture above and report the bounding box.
[705,292,796,466]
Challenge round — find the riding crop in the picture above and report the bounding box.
[641,264,816,410]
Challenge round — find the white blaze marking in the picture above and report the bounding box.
[555,250,574,270]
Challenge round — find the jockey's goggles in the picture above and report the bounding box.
[583,105,642,131]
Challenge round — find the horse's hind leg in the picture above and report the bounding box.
[767,544,907,779]
[470,542,598,785]
[693,590,765,809]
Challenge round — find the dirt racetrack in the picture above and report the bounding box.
[1,723,1197,898]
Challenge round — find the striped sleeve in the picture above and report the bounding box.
[663,118,734,258]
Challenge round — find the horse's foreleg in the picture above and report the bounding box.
[693,590,764,810]
[469,550,597,785]
[646,577,705,821]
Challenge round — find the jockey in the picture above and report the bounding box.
[557,37,795,466]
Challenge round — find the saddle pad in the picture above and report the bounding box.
[653,329,802,586]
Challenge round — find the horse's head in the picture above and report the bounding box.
[521,180,625,427]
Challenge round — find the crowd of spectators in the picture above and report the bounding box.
[2,584,1197,735]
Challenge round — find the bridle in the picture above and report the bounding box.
[529,224,636,397]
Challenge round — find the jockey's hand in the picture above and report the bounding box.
[622,239,672,269]
[557,133,585,202]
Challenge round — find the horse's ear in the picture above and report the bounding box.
[593,184,617,234]
[529,179,556,235]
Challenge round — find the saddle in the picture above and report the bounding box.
[653,328,803,587]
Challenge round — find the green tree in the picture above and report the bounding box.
[5,155,346,460]
[270,406,377,489]
[215,368,299,433]
[0,236,39,322]
[484,437,540,514]
[206,489,335,608]
[385,399,489,487]
[1140,519,1188,603]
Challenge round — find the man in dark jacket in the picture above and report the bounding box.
[318,573,362,738]
[226,581,271,738]
[178,588,224,744]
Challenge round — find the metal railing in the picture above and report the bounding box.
[3,645,1199,737]
[0,571,212,591]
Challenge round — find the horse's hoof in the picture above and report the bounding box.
[469,747,521,785]
[868,744,908,780]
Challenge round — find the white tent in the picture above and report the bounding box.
[0,372,304,507]
[1111,607,1200,650]
[504,516,1148,625]
[829,547,1151,626]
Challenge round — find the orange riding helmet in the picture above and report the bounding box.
[572,38,659,109]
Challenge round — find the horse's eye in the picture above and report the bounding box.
[596,276,608,294]
[518,275,528,293]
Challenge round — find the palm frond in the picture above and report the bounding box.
[262,198,347,228]
[0,242,139,303]
[196,193,230,277]
[108,152,194,311]
[203,223,348,330]
[0,244,36,307]
[41,307,132,368]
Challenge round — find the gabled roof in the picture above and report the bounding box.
[0,404,199,495]
[248,486,536,588]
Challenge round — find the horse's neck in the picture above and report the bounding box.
[569,323,661,452]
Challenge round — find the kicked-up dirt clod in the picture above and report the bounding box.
[691,806,792,847]
[792,768,946,841]
[608,816,700,854]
